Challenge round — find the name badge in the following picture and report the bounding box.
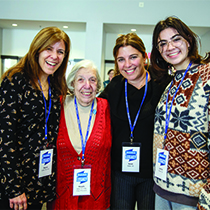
[154,148,169,181]
[122,142,141,172]
[73,166,91,196]
[38,149,53,178]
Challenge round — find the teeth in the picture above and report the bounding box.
[46,61,56,66]
[126,69,134,73]
[169,52,179,56]
[82,92,91,95]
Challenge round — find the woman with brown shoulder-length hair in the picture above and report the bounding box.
[0,26,70,210]
[100,33,171,210]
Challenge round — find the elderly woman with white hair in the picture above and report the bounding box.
[48,59,112,210]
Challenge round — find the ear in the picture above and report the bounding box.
[71,80,75,88]
[187,35,192,49]
[144,52,148,64]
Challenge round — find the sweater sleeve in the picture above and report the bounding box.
[197,63,210,210]
[197,96,210,210]
[0,75,24,198]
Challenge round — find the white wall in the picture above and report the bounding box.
[2,29,86,59]
[1,0,210,80]
[201,31,210,57]
[0,28,2,76]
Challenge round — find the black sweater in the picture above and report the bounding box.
[99,72,169,178]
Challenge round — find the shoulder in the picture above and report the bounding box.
[149,71,171,94]
[99,75,124,99]
[198,62,210,71]
[96,97,109,107]
[1,72,28,91]
[106,74,124,92]
[197,63,210,90]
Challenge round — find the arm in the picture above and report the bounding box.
[197,96,210,210]
[197,64,210,210]
[0,75,26,205]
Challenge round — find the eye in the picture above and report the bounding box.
[159,42,167,47]
[90,78,97,83]
[172,36,182,42]
[47,47,52,51]
[77,78,84,82]
[130,55,137,59]
[117,58,124,62]
[58,50,65,55]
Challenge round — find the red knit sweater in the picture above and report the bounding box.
[51,97,112,210]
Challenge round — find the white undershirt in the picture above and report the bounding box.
[64,95,97,154]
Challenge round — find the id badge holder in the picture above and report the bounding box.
[73,164,91,196]
[154,148,169,181]
[122,142,141,172]
[38,148,53,178]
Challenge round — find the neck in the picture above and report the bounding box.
[174,58,192,71]
[38,74,48,84]
[128,70,148,89]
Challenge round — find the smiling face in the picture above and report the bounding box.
[38,40,65,80]
[158,28,190,70]
[74,67,98,107]
[117,45,146,86]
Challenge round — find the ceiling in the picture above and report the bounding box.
[0,19,210,37]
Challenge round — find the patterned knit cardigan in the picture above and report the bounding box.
[52,97,112,210]
[153,63,210,209]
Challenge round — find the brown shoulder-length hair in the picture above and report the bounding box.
[150,16,210,82]
[113,33,149,76]
[1,26,71,101]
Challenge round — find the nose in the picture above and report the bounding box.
[167,41,174,50]
[84,80,91,88]
[125,59,132,68]
[50,50,58,59]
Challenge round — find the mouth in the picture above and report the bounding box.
[46,61,57,66]
[125,68,136,74]
[81,92,92,96]
[168,51,180,58]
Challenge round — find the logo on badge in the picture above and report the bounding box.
[158,152,166,166]
[41,151,51,165]
[125,149,137,161]
[77,171,88,184]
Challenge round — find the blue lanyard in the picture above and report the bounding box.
[125,72,148,142]
[164,62,192,140]
[38,77,52,141]
[74,96,94,166]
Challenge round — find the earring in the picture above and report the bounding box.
[168,65,176,76]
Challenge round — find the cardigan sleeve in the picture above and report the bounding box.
[0,75,24,198]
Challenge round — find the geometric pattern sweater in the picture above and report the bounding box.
[51,97,112,210]
[153,63,210,210]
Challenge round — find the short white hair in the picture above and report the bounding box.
[67,59,102,94]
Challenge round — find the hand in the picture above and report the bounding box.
[9,193,27,210]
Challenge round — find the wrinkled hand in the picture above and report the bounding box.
[9,193,27,210]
